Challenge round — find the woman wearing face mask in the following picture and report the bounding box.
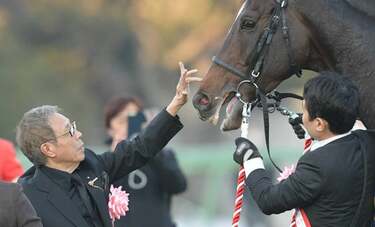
[104,96,187,227]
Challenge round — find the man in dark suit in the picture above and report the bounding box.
[17,62,200,227]
[0,181,43,227]
[234,73,375,226]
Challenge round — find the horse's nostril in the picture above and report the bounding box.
[199,97,209,106]
[193,92,211,111]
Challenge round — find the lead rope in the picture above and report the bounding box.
[230,86,304,226]
[231,102,251,227]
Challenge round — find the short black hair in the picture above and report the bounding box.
[303,72,359,134]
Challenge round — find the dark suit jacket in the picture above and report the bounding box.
[0,181,43,227]
[19,110,183,227]
[247,130,375,227]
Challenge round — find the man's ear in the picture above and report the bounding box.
[315,117,329,132]
[40,142,57,158]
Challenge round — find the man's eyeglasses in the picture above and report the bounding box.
[56,121,76,138]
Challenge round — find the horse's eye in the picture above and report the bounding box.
[240,19,256,30]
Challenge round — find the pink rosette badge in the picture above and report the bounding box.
[108,185,129,227]
[277,164,296,182]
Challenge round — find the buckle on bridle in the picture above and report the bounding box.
[280,0,287,8]
[251,70,260,78]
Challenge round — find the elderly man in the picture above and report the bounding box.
[17,63,200,227]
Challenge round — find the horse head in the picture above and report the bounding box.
[193,0,323,131]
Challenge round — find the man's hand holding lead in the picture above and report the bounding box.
[233,137,264,177]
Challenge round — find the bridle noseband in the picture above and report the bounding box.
[212,0,303,173]
[212,0,301,91]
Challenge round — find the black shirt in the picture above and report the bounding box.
[41,166,102,227]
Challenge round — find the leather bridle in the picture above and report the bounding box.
[212,0,302,172]
[211,2,368,225]
[212,0,301,90]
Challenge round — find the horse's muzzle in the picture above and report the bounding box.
[192,91,216,120]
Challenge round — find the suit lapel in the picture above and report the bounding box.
[48,187,90,227]
[34,169,90,227]
[80,171,112,227]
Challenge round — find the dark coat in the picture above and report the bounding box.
[0,181,43,227]
[113,148,187,227]
[247,130,375,227]
[19,110,183,227]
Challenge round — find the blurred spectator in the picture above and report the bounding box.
[104,96,187,227]
[0,181,43,227]
[0,138,24,182]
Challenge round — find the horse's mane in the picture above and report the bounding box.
[344,0,375,18]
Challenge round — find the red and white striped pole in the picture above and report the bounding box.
[231,102,251,227]
[232,166,246,227]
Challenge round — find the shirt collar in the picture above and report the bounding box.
[310,131,351,151]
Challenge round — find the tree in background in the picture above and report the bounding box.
[0,0,244,143]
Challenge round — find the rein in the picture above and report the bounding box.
[231,89,302,227]
[236,81,303,172]
[213,0,302,172]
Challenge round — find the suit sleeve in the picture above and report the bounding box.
[246,153,324,215]
[151,148,187,194]
[98,109,183,182]
[13,184,43,227]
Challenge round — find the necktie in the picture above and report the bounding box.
[71,173,95,215]
[303,137,313,153]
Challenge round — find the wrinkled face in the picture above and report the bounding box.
[45,113,85,166]
[193,0,311,131]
